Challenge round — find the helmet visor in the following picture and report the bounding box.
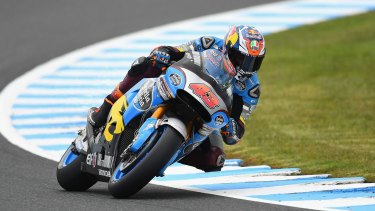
[228,48,256,77]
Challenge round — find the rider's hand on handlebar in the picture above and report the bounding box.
[149,49,170,71]
[221,118,240,145]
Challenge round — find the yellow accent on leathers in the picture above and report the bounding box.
[239,116,246,125]
[104,95,128,142]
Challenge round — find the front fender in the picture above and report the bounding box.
[160,117,188,140]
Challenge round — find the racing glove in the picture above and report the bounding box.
[149,49,170,71]
[221,118,241,145]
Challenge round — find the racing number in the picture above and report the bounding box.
[189,83,219,109]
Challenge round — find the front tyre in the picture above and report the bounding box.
[56,145,97,191]
[108,126,183,198]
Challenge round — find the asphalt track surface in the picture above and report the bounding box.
[0,0,309,210]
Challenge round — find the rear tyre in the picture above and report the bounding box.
[108,126,183,198]
[56,145,97,191]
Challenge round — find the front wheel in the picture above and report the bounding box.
[56,145,97,191]
[108,126,183,198]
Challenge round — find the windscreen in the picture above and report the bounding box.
[201,49,235,92]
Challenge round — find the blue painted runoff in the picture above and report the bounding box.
[27,84,113,89]
[193,176,362,191]
[239,12,340,19]
[131,39,184,45]
[162,30,223,36]
[224,159,243,166]
[289,2,375,9]
[154,167,298,181]
[18,94,105,99]
[11,112,86,120]
[101,48,149,53]
[13,121,86,129]
[23,132,76,140]
[251,186,374,201]
[58,66,129,71]
[42,75,120,80]
[200,21,300,28]
[169,159,244,168]
[39,144,70,151]
[78,57,134,62]
[13,104,94,109]
[334,204,375,211]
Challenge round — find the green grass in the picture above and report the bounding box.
[226,11,375,181]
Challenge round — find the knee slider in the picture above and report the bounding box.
[128,56,148,77]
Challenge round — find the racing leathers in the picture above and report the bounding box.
[89,36,262,172]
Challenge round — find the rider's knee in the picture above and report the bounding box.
[179,143,226,172]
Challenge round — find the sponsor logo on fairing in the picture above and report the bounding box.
[92,153,97,168]
[86,153,93,165]
[98,169,111,177]
[235,80,246,91]
[136,81,154,110]
[188,83,220,109]
[214,115,224,126]
[169,73,181,86]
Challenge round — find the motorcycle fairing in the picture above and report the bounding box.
[103,95,128,142]
[129,117,158,153]
[122,79,164,126]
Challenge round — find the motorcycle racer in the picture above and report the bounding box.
[88,25,266,172]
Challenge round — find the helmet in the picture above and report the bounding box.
[223,25,266,81]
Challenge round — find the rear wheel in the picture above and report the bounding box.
[56,145,97,191]
[108,126,183,198]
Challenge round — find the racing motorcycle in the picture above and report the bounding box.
[56,49,234,198]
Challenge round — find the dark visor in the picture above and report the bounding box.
[228,49,256,75]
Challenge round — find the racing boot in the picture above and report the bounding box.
[87,97,113,128]
[179,131,226,172]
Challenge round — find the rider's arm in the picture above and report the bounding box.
[150,36,223,66]
[175,36,223,52]
[222,75,261,145]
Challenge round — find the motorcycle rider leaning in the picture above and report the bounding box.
[88,25,266,172]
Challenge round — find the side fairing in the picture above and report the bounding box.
[123,79,164,126]
[164,66,230,115]
[103,95,128,142]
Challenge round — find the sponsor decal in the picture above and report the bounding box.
[86,153,93,165]
[169,73,181,86]
[131,58,140,66]
[248,84,260,98]
[86,153,99,168]
[98,169,111,177]
[104,95,127,142]
[214,115,224,126]
[216,154,226,167]
[136,81,153,110]
[183,142,201,154]
[201,36,215,49]
[205,50,222,68]
[250,40,259,51]
[92,153,97,168]
[97,155,113,168]
[235,80,246,91]
[189,83,220,109]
